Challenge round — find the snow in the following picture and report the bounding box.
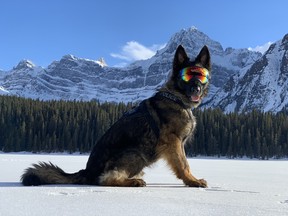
[0,86,10,94]
[261,41,285,112]
[0,154,287,216]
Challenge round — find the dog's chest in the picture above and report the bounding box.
[182,109,196,138]
[168,108,195,141]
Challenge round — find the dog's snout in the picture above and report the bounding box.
[191,86,201,94]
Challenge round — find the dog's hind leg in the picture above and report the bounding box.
[99,150,148,187]
[99,169,146,187]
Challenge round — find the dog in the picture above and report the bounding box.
[21,45,211,187]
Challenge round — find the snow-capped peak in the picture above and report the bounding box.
[96,58,108,67]
[191,26,197,30]
[60,55,107,67]
[14,60,36,70]
[162,27,224,56]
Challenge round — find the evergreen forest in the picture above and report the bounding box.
[1,95,288,159]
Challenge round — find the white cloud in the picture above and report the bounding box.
[248,41,273,54]
[111,41,166,63]
[110,53,131,61]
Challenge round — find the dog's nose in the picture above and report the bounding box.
[191,86,201,94]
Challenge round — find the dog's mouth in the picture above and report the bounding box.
[189,85,202,103]
[191,95,201,103]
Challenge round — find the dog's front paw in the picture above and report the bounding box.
[129,179,146,187]
[186,178,207,188]
[197,179,208,188]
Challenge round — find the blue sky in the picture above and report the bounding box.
[0,0,287,70]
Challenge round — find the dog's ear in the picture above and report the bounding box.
[195,45,211,71]
[173,45,189,72]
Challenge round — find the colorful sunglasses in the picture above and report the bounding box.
[180,66,209,84]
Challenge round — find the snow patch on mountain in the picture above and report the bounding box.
[0,86,10,94]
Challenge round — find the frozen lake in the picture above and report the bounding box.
[0,153,287,216]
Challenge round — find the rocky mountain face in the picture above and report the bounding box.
[1,27,287,113]
[208,33,288,113]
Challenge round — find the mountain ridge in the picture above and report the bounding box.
[209,33,288,113]
[1,27,287,113]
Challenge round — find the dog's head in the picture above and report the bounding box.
[167,45,211,108]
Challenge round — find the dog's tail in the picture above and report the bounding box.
[21,162,87,186]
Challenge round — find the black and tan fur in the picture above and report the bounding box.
[21,45,211,187]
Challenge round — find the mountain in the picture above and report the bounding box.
[1,27,287,113]
[208,33,288,113]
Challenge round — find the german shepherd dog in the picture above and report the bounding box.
[21,45,211,187]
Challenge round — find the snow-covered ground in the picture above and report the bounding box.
[0,153,287,216]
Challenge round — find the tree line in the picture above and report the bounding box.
[1,95,287,159]
[0,95,132,153]
[188,109,288,159]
